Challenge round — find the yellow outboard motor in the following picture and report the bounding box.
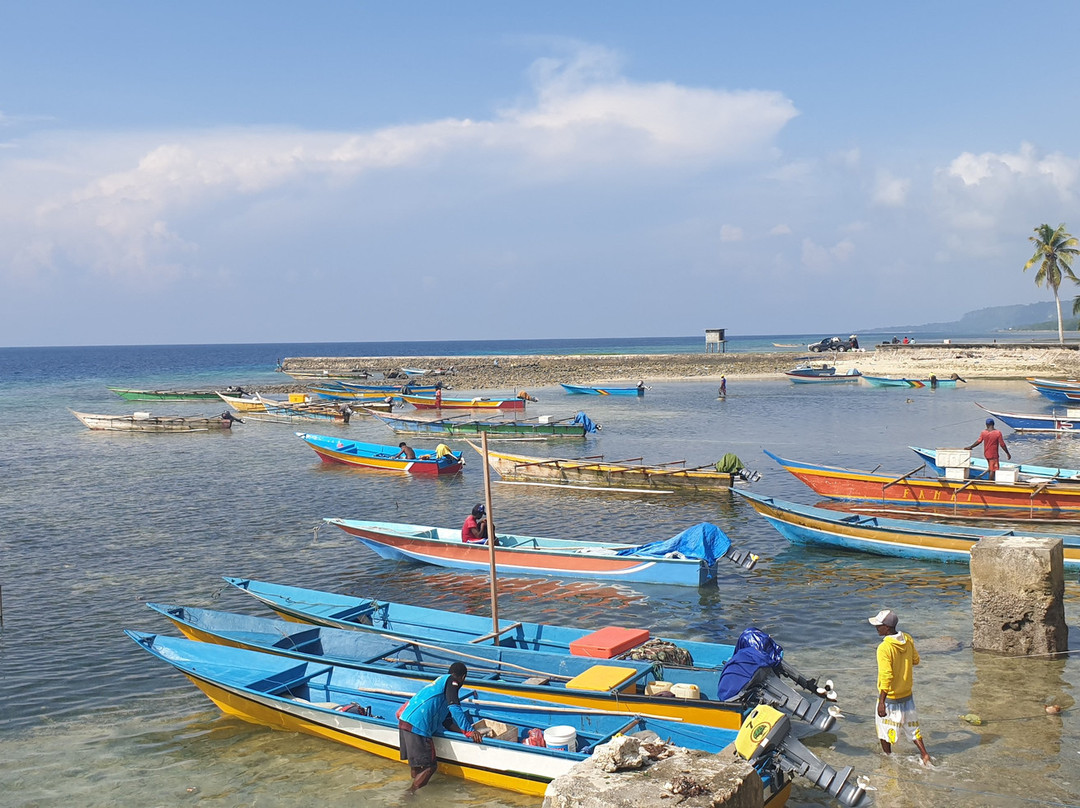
[736,705,869,807]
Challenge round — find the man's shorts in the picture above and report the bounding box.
[876,695,923,744]
[399,723,436,768]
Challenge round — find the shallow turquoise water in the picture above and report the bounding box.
[2,346,1079,807]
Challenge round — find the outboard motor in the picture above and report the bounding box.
[717,628,838,731]
[736,704,868,807]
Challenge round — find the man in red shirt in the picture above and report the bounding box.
[966,417,1011,475]
[461,503,490,544]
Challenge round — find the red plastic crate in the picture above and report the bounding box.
[568,627,650,659]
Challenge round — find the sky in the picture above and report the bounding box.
[4,1,1080,347]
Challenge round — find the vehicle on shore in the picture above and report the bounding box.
[807,336,860,352]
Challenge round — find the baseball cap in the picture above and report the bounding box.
[985,418,994,426]
[868,609,898,628]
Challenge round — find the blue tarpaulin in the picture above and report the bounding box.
[615,522,732,564]
[715,628,786,701]
[571,411,600,433]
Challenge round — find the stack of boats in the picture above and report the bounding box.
[129,576,868,805]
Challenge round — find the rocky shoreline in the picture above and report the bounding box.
[260,346,1080,393]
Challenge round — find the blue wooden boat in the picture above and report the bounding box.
[861,373,964,388]
[127,632,867,804]
[975,402,1080,434]
[737,489,1080,569]
[296,433,463,474]
[1027,377,1080,402]
[146,603,835,732]
[560,383,645,396]
[323,518,757,587]
[910,445,1080,481]
[337,381,443,394]
[220,577,834,701]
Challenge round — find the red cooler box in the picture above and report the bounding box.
[568,627,650,659]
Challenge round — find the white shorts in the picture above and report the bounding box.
[876,696,923,744]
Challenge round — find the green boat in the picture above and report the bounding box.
[108,386,237,402]
[367,410,601,439]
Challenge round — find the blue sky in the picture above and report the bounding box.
[3,2,1080,346]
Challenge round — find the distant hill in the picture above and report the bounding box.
[873,302,1060,334]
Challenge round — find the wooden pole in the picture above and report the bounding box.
[482,432,500,646]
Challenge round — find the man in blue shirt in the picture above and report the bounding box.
[398,661,482,793]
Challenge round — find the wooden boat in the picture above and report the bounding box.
[216,391,279,412]
[107,386,226,401]
[860,374,963,388]
[471,442,740,492]
[324,518,757,587]
[737,489,1080,570]
[279,367,373,381]
[783,365,862,384]
[338,381,443,394]
[297,432,463,474]
[146,603,836,732]
[308,385,401,402]
[368,410,600,439]
[764,449,1080,514]
[221,576,837,705]
[910,445,1080,481]
[127,632,862,804]
[975,402,1080,434]
[1027,377,1080,402]
[403,393,525,410]
[559,383,645,397]
[72,410,238,432]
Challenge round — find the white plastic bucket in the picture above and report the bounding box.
[671,683,700,699]
[543,725,577,751]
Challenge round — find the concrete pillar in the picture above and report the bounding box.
[970,536,1068,655]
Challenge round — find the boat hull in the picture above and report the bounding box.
[297,433,463,474]
[474,443,733,491]
[738,490,1080,569]
[765,450,1080,514]
[107,387,223,401]
[977,403,1080,433]
[369,412,590,439]
[326,519,712,586]
[560,384,644,396]
[860,376,959,388]
[403,394,525,410]
[72,410,234,432]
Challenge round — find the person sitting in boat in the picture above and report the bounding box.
[393,441,416,460]
[434,443,455,461]
[398,661,482,794]
[462,504,490,544]
[517,390,537,402]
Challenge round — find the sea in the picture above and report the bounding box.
[3,333,1080,808]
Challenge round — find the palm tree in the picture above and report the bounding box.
[1025,223,1080,344]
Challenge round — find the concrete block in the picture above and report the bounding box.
[970,536,1068,655]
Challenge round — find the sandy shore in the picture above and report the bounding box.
[265,346,1080,393]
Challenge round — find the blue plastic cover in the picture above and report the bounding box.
[571,411,600,433]
[715,628,786,700]
[735,627,785,666]
[615,522,732,564]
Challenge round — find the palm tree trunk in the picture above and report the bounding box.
[1056,292,1065,344]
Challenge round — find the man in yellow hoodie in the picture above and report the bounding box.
[870,609,932,765]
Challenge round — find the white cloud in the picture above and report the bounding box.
[872,170,910,206]
[770,224,792,236]
[719,224,743,242]
[801,238,855,273]
[0,44,799,284]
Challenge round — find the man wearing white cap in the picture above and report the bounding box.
[869,609,931,765]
